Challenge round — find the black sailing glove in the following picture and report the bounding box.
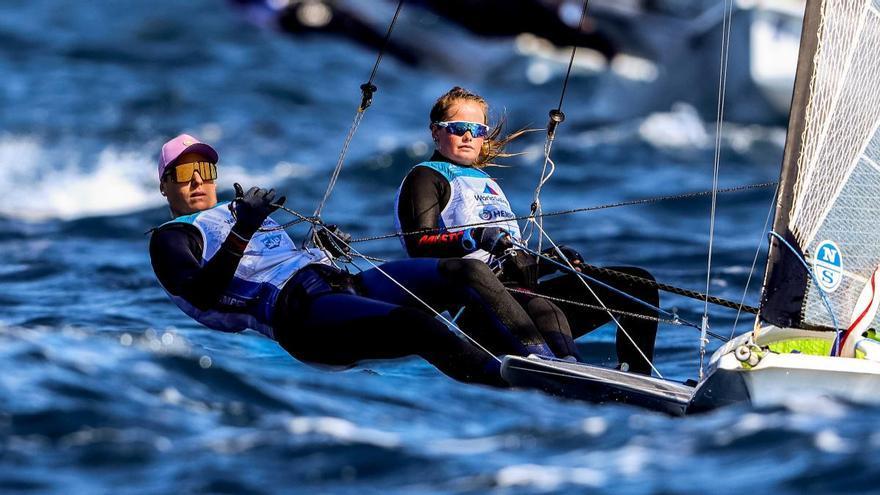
[542,244,585,271]
[313,224,352,258]
[232,183,285,238]
[475,227,514,256]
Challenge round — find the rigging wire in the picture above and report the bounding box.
[730,183,780,338]
[569,262,760,315]
[525,219,663,378]
[506,286,673,324]
[504,286,729,343]
[512,241,691,324]
[307,0,406,246]
[524,0,593,249]
[261,199,763,319]
[322,226,503,364]
[348,181,777,243]
[700,0,736,380]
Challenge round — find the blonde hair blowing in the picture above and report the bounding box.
[430,86,529,168]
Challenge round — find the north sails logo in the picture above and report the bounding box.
[815,240,843,292]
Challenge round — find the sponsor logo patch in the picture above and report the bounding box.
[477,205,514,221]
[261,233,283,249]
[815,239,843,293]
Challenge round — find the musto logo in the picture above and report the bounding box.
[814,240,843,293]
[478,205,514,221]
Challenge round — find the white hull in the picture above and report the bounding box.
[689,327,880,412]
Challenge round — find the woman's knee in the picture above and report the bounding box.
[526,298,570,331]
[525,297,559,318]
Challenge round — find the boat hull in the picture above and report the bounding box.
[689,327,880,412]
[502,355,694,416]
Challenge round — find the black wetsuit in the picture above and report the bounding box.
[150,222,554,386]
[396,155,659,374]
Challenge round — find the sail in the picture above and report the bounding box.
[761,0,880,330]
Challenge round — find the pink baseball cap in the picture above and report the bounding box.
[158,133,219,179]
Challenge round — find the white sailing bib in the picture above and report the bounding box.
[396,161,522,262]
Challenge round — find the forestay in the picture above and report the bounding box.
[761,0,880,331]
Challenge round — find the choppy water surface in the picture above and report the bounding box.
[1,1,877,493]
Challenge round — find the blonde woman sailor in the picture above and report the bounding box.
[394,87,660,374]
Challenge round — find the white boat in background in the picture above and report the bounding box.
[504,0,880,414]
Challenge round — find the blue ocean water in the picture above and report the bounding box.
[1,1,877,493]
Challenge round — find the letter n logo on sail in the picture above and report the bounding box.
[814,240,843,293]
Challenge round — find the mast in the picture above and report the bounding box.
[760,0,880,332]
[758,0,823,329]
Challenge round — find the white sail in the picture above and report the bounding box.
[762,0,880,331]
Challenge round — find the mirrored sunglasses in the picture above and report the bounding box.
[165,161,217,183]
[434,120,490,138]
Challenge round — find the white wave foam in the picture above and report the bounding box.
[496,463,606,490]
[581,416,608,437]
[427,435,505,455]
[286,416,400,448]
[814,429,854,454]
[0,134,313,222]
[564,103,786,153]
[639,104,710,150]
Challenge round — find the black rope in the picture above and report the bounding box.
[245,180,770,318]
[349,181,777,243]
[577,263,760,315]
[504,287,729,342]
[253,205,318,231]
[251,203,388,263]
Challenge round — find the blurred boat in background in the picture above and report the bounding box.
[230,0,804,125]
[515,0,804,124]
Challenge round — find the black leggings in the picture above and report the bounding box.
[508,290,580,360]
[536,266,660,375]
[274,258,554,386]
